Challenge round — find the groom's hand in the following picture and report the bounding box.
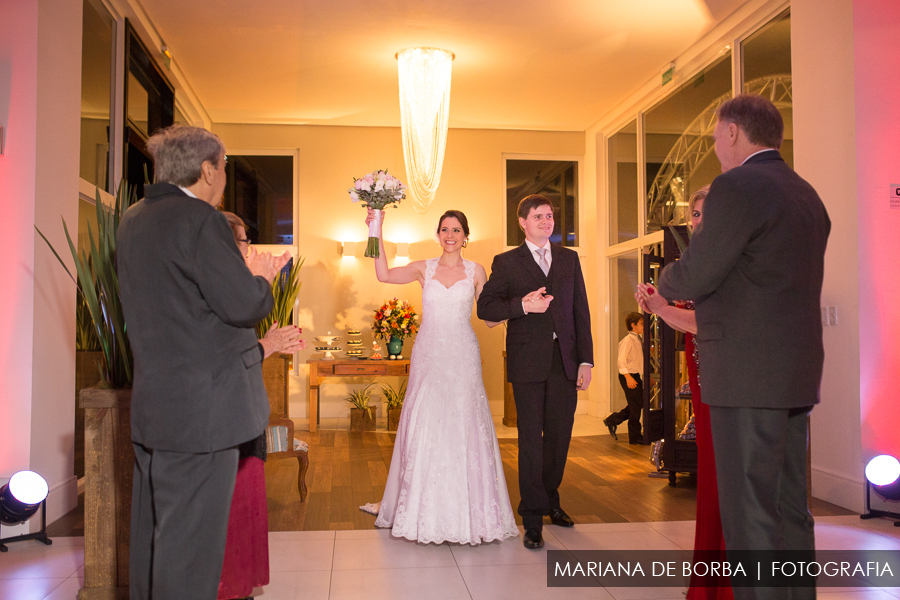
[576,364,592,391]
[522,288,553,314]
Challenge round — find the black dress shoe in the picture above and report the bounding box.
[523,527,544,549]
[549,508,575,527]
[603,417,618,441]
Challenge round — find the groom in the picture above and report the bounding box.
[477,194,593,549]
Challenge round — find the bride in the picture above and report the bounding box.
[359,207,519,545]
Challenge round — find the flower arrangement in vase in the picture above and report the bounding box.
[372,298,419,359]
[348,169,407,258]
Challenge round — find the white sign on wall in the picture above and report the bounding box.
[891,184,900,210]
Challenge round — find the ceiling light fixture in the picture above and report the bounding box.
[396,48,454,214]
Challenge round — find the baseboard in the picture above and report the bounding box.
[38,474,78,532]
[812,465,864,513]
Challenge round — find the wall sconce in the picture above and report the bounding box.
[861,454,900,525]
[0,470,52,551]
[395,242,409,258]
[340,241,356,257]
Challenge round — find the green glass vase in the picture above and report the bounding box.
[387,335,403,358]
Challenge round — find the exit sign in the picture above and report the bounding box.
[662,66,674,86]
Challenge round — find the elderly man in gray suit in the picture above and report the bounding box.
[654,95,830,600]
[118,125,292,599]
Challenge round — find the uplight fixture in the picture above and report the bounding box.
[0,470,52,551]
[861,454,900,526]
[396,47,454,214]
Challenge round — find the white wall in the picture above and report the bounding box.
[0,0,81,528]
[792,0,864,512]
[851,0,900,500]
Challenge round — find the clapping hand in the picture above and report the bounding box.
[635,283,667,314]
[260,322,306,359]
[246,248,292,284]
[523,287,553,314]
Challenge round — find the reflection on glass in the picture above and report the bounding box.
[742,10,793,168]
[127,71,150,137]
[609,252,640,414]
[80,0,114,189]
[223,156,294,245]
[644,245,662,411]
[608,120,639,244]
[644,53,731,231]
[174,104,188,126]
[506,160,578,247]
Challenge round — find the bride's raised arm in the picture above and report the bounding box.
[365,208,425,286]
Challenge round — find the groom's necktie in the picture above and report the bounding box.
[536,248,550,277]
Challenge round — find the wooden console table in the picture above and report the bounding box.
[307,358,410,432]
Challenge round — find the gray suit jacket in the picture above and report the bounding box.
[118,183,274,453]
[658,150,830,409]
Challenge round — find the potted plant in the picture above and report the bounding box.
[256,257,304,418]
[36,182,136,599]
[346,383,377,432]
[381,381,406,432]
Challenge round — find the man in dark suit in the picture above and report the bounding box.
[658,95,830,600]
[477,194,593,549]
[118,125,290,599]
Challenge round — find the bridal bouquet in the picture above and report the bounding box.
[372,298,419,341]
[349,169,407,258]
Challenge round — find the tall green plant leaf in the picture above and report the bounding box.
[36,181,136,388]
[256,256,305,338]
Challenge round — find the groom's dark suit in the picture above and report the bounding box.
[659,150,829,597]
[477,243,592,529]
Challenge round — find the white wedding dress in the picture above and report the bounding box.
[373,257,519,545]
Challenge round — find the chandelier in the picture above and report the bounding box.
[396,48,454,214]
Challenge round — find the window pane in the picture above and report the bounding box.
[223,156,294,245]
[742,11,793,168]
[609,252,640,414]
[608,120,638,244]
[506,160,578,247]
[127,71,150,138]
[79,0,113,189]
[644,53,732,232]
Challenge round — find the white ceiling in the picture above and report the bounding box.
[138,0,747,131]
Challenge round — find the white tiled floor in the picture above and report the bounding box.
[6,515,900,600]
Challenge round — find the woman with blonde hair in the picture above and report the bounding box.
[637,185,733,600]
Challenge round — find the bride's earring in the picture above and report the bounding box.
[462,239,468,248]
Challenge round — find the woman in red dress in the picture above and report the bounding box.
[637,187,733,600]
[220,212,305,600]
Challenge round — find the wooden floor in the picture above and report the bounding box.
[264,430,854,532]
[48,431,854,538]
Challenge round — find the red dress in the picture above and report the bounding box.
[217,456,269,600]
[685,333,734,600]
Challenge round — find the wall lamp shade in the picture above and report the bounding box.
[0,471,49,525]
[395,242,409,258]
[396,47,454,214]
[866,455,900,501]
[340,241,356,257]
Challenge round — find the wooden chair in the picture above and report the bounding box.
[266,416,309,501]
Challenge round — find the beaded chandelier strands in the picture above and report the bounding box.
[396,48,454,214]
